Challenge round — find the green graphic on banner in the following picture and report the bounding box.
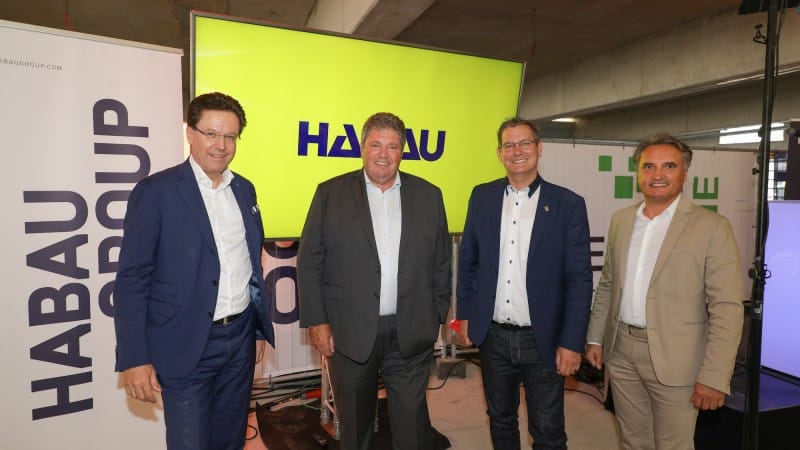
[693,177,719,200]
[599,154,716,209]
[615,176,634,199]
[599,154,638,199]
[598,155,612,172]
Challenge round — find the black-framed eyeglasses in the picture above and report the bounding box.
[191,126,239,144]
[499,139,539,151]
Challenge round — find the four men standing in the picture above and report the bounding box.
[115,97,744,449]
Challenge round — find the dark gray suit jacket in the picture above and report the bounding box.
[297,169,451,363]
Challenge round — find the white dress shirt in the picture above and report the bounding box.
[493,180,541,326]
[189,156,252,320]
[619,195,681,327]
[365,171,402,316]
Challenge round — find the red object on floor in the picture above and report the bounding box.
[304,388,321,399]
[448,319,460,332]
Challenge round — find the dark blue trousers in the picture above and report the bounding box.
[159,305,256,450]
[479,323,567,450]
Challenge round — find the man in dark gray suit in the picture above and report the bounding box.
[298,112,452,450]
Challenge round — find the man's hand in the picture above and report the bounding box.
[556,346,582,377]
[455,319,473,347]
[255,340,267,363]
[309,324,335,357]
[122,364,161,403]
[585,343,603,370]
[690,382,726,410]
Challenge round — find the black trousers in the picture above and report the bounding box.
[329,315,434,450]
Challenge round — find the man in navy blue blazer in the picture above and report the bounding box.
[456,117,592,449]
[114,92,274,450]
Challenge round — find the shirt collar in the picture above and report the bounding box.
[505,175,541,198]
[189,155,234,189]
[637,194,681,220]
[363,170,402,191]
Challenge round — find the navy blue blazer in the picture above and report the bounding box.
[114,159,274,378]
[456,176,592,368]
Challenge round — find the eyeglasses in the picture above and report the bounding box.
[500,139,539,151]
[191,126,239,144]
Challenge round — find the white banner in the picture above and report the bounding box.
[1,20,183,449]
[541,142,756,291]
[257,241,319,378]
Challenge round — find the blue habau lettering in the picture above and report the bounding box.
[94,143,150,183]
[298,121,329,156]
[405,129,446,162]
[298,121,445,161]
[23,191,87,234]
[265,265,299,324]
[30,323,92,368]
[327,123,360,158]
[263,242,299,325]
[98,280,115,318]
[95,190,130,230]
[28,282,90,326]
[92,99,149,137]
[26,235,89,279]
[31,372,93,420]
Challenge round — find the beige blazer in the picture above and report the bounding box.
[587,195,744,394]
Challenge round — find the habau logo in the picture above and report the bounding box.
[297,121,446,161]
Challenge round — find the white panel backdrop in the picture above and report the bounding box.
[541,142,756,290]
[1,20,183,450]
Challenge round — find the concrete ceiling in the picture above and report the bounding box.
[1,0,744,105]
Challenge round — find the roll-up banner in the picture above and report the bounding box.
[1,19,183,449]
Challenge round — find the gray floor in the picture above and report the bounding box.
[246,359,623,449]
[426,362,622,449]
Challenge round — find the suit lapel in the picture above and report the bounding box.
[649,196,692,285]
[398,172,412,259]
[230,175,260,265]
[485,179,506,267]
[175,160,217,251]
[615,205,637,290]
[528,179,547,258]
[352,171,380,260]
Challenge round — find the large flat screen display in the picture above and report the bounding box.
[192,12,524,238]
[762,200,800,381]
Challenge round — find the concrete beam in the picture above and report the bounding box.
[305,0,377,34]
[521,10,800,121]
[305,0,433,39]
[353,0,435,40]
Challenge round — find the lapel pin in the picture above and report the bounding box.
[544,205,550,212]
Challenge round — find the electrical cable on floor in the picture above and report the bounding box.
[428,354,482,390]
[245,423,259,441]
[564,386,606,405]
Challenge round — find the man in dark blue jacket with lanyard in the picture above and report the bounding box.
[456,117,592,449]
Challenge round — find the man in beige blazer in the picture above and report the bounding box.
[586,133,744,450]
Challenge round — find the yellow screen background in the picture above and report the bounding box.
[194,14,523,238]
